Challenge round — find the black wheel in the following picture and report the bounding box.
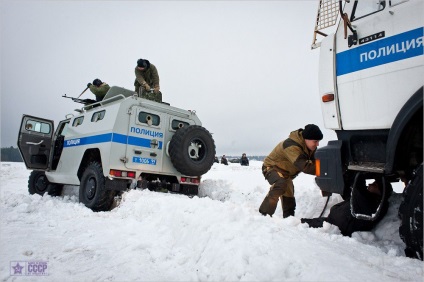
[341,172,356,200]
[399,163,423,260]
[28,170,49,195]
[169,125,215,176]
[47,183,63,197]
[79,161,115,211]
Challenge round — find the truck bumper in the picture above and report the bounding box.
[315,140,345,195]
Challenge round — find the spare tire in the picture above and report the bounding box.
[169,125,215,176]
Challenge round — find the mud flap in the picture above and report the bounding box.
[315,140,344,195]
[181,184,198,195]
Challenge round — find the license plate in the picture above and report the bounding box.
[132,157,157,165]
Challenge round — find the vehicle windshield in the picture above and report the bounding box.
[351,0,386,21]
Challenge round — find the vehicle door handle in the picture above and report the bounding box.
[150,139,159,148]
[26,140,44,145]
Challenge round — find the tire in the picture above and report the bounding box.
[79,161,115,212]
[341,172,356,200]
[28,170,49,196]
[169,125,215,176]
[47,183,63,197]
[399,163,423,260]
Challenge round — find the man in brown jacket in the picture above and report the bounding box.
[259,124,323,218]
[88,78,110,101]
[134,58,162,102]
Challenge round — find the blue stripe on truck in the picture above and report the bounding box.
[336,27,423,76]
[64,133,163,149]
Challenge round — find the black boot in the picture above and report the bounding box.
[301,217,326,228]
[282,197,296,218]
[259,194,279,217]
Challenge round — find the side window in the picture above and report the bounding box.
[138,111,160,126]
[171,119,190,130]
[57,121,70,136]
[351,0,386,21]
[91,110,105,122]
[73,116,84,127]
[25,120,51,134]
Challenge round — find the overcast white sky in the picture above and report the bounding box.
[1,0,336,156]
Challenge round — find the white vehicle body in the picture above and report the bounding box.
[318,0,423,130]
[312,0,423,259]
[18,86,216,211]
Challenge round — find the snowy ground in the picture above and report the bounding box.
[0,161,422,281]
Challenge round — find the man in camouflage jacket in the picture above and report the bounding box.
[88,78,110,101]
[259,124,323,218]
[134,58,162,102]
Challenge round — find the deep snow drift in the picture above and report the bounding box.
[0,161,422,281]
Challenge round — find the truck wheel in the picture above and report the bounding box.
[169,125,215,176]
[28,170,49,195]
[79,161,115,212]
[47,183,63,196]
[399,163,423,260]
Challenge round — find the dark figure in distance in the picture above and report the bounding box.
[240,153,249,166]
[221,155,228,165]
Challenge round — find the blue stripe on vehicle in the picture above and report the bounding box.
[127,136,163,149]
[112,133,127,144]
[64,133,163,149]
[336,27,423,76]
[64,133,112,147]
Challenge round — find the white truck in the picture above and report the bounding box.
[312,0,423,259]
[17,86,216,211]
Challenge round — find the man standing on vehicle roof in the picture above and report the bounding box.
[87,78,110,101]
[259,124,323,218]
[134,58,162,102]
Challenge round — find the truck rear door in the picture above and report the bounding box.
[17,115,54,170]
[124,107,165,172]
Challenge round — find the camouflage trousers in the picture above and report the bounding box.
[259,166,296,218]
[135,86,163,102]
[141,90,162,103]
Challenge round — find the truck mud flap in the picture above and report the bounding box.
[169,183,198,195]
[181,184,198,195]
[105,178,129,191]
[315,140,344,195]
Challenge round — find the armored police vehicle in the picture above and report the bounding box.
[17,86,216,211]
[311,0,422,259]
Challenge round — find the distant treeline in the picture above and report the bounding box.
[1,147,23,162]
[225,155,265,161]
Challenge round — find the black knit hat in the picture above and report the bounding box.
[137,59,147,68]
[302,124,323,140]
[92,78,102,87]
